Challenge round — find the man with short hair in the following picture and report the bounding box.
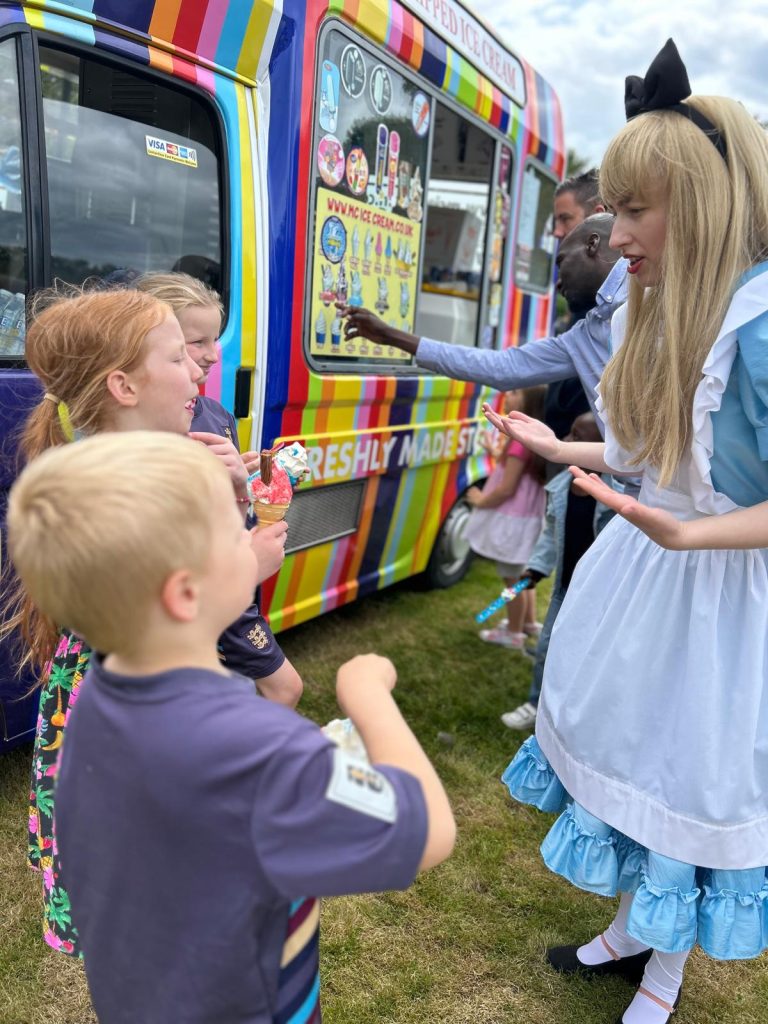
[552,168,606,240]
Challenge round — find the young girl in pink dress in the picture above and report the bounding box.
[465,386,547,649]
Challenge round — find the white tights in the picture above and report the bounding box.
[579,893,690,1023]
[577,892,648,963]
[623,949,690,1022]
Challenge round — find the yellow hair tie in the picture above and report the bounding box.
[43,393,76,440]
[45,394,74,442]
[57,401,75,442]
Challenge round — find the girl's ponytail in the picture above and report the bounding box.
[20,397,70,464]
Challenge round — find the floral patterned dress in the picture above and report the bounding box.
[28,630,91,957]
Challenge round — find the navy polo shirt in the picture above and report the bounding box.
[191,394,239,446]
[189,397,285,679]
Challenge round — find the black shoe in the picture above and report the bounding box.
[614,986,682,1023]
[546,944,653,984]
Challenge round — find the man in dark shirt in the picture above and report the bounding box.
[547,170,609,455]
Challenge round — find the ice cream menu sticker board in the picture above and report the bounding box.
[308,26,431,364]
[310,188,420,361]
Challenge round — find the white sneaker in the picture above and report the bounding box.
[478,624,527,649]
[481,622,528,647]
[501,702,538,730]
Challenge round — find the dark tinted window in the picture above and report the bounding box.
[40,46,222,294]
[0,38,27,358]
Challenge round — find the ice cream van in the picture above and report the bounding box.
[0,0,564,747]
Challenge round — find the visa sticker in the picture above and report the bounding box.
[325,747,397,823]
[145,135,198,168]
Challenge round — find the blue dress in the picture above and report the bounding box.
[503,268,768,960]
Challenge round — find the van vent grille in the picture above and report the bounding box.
[284,480,365,554]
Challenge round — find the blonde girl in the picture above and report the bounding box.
[135,272,231,436]
[487,41,768,1024]
[135,272,251,473]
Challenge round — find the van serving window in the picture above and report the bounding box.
[417,102,495,349]
[39,46,223,297]
[0,38,27,359]
[515,161,557,294]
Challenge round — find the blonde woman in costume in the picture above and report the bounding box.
[487,41,768,1024]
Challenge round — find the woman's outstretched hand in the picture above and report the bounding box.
[482,405,563,461]
[569,468,687,549]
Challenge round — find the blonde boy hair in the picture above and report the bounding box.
[137,272,224,318]
[600,96,768,485]
[7,433,231,656]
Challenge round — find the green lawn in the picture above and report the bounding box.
[1,559,766,1022]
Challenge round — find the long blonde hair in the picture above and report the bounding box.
[4,288,172,673]
[600,96,768,483]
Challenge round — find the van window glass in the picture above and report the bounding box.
[0,38,27,358]
[515,162,557,292]
[39,46,223,295]
[308,28,430,366]
[416,103,493,347]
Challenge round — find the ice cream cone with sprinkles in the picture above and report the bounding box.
[247,442,310,528]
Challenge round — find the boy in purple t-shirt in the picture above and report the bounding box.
[8,432,455,1024]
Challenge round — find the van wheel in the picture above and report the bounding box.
[424,496,473,589]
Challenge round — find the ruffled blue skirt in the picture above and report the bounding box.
[503,737,768,960]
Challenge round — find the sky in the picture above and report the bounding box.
[471,0,768,166]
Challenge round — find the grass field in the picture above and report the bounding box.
[1,559,766,1023]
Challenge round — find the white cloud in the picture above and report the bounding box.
[471,0,768,165]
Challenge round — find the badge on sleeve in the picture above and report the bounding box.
[325,748,397,823]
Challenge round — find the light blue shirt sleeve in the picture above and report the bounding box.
[703,268,768,506]
[414,260,629,421]
[415,330,575,390]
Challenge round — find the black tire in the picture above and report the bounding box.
[423,494,474,589]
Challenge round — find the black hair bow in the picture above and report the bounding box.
[625,39,690,120]
[624,39,727,161]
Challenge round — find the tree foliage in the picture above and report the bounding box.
[566,147,590,177]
